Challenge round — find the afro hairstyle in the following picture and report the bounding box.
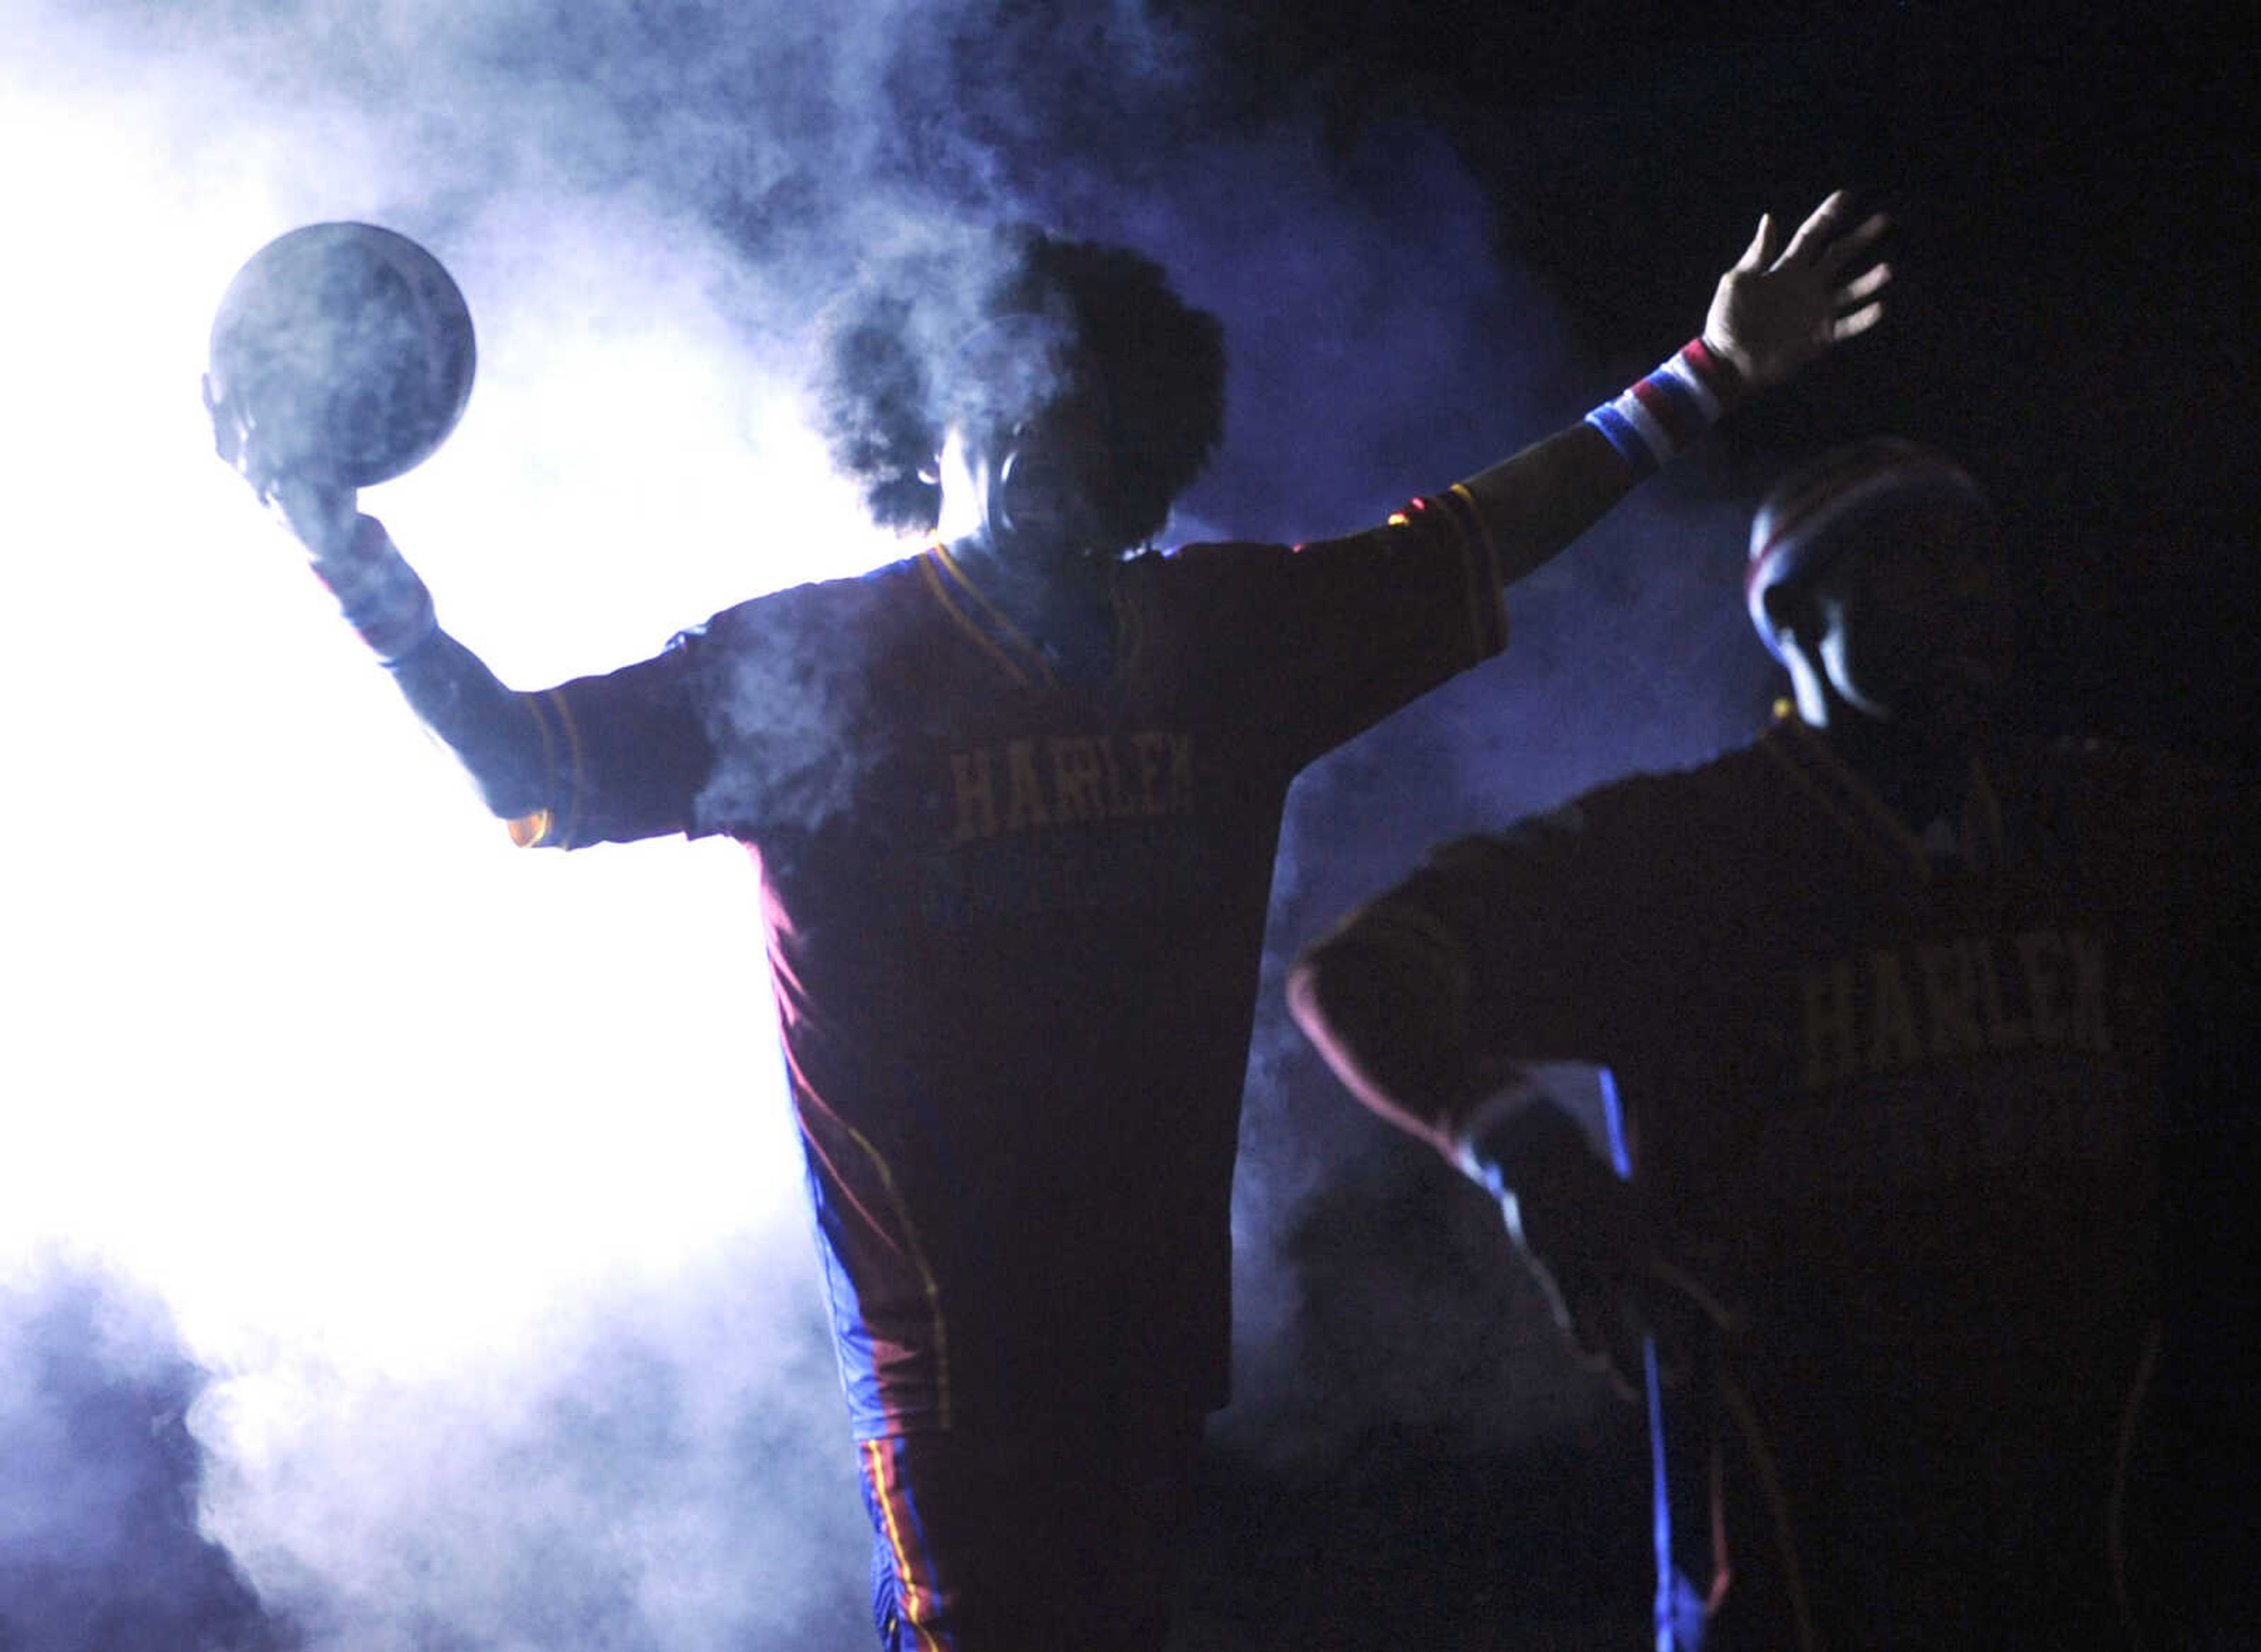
[812,226,1226,545]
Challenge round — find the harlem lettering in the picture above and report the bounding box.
[947,731,1196,842]
[1799,927,2111,1088]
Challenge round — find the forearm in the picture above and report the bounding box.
[1455,424,1638,588]
[1288,913,1509,1160]
[1291,816,1636,1176]
[313,514,555,822]
[1457,338,1745,587]
[384,629,554,820]
[1289,927,1598,1206]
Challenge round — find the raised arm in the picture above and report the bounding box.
[209,380,762,852]
[1462,190,1891,586]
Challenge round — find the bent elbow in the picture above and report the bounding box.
[467,744,553,824]
[1284,950,1333,1046]
[1287,939,1377,1082]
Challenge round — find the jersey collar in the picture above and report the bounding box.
[917,540,1142,694]
[1759,705,2004,882]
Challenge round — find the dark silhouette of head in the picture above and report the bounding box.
[814,227,1226,560]
[1748,438,2013,742]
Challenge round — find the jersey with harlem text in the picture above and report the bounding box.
[1327,714,2255,1647]
[516,496,1506,1438]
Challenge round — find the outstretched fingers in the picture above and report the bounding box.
[204,373,246,469]
[1703,190,1892,386]
[1836,260,1892,306]
[1772,188,1854,269]
[1735,211,1779,273]
[1831,303,1887,342]
[1831,257,1892,340]
[1817,209,1891,277]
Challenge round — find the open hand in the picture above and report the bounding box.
[1702,190,1891,392]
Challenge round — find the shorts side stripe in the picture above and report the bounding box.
[863,1438,952,1651]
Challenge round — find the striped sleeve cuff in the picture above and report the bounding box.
[1583,337,1745,480]
[505,689,584,849]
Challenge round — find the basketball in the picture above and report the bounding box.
[208,223,476,489]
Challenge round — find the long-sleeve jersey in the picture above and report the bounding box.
[499,499,1507,1437]
[1301,712,2257,1648]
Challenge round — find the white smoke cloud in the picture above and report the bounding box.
[0,0,1779,1644]
[191,1226,872,1650]
[0,2,933,1644]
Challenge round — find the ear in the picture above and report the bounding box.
[1762,579,1819,655]
[922,422,964,488]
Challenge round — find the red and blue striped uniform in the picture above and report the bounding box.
[513,500,1506,1644]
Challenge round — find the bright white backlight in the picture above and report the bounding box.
[0,32,893,1383]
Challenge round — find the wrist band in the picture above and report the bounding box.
[1583,337,1742,479]
[311,515,437,662]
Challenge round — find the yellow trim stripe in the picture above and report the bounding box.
[930,542,1060,693]
[526,691,558,797]
[2107,1319,2163,1649]
[1440,492,1490,662]
[508,693,563,848]
[1964,756,2004,871]
[1760,722,1930,881]
[919,552,1032,689]
[834,1114,953,1431]
[1106,560,1145,688]
[1447,482,1500,568]
[1715,1357,1818,1652]
[1448,482,1509,659]
[861,1439,947,1651]
[542,688,589,851]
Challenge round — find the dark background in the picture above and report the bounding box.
[1195,0,2255,765]
[1162,3,2257,1644]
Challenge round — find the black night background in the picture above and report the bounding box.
[1,1,2251,1647]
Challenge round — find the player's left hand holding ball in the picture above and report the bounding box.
[205,374,360,563]
[1702,189,1891,390]
[204,221,476,568]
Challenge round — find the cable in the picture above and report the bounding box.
[1711,1349,1819,1652]
[2107,1319,2162,1652]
